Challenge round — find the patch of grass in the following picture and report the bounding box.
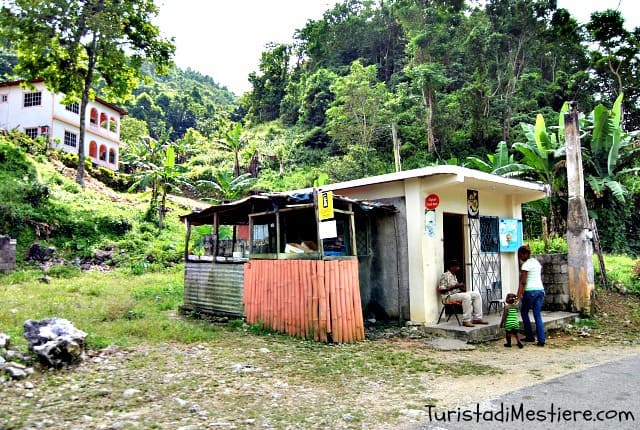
[46,263,82,279]
[529,369,543,378]
[573,317,599,328]
[0,268,220,349]
[597,254,640,293]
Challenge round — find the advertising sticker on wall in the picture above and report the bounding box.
[467,189,479,218]
[499,218,523,252]
[425,209,436,237]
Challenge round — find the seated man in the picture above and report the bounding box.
[439,260,488,327]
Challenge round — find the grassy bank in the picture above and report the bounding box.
[0,265,222,348]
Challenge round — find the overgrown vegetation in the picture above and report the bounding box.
[2,1,639,255]
[0,132,187,268]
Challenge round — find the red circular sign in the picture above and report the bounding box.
[425,194,440,210]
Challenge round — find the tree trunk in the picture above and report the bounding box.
[159,188,166,230]
[76,31,99,187]
[421,87,435,152]
[391,122,401,172]
[564,110,594,316]
[77,88,89,187]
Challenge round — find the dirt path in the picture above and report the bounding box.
[3,332,639,430]
[422,339,640,411]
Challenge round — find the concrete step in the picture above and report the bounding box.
[422,310,577,343]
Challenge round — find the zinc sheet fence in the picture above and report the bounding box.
[243,259,365,343]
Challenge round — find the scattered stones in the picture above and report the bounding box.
[612,281,629,295]
[23,318,87,368]
[400,408,426,418]
[0,333,10,349]
[175,397,189,408]
[122,388,141,398]
[0,332,35,380]
[25,243,57,263]
[426,337,476,351]
[232,363,262,373]
[365,322,431,340]
[3,361,33,380]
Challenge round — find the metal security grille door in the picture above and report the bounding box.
[468,216,501,312]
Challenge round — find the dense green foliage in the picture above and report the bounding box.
[0,0,175,186]
[1,0,639,255]
[0,132,188,269]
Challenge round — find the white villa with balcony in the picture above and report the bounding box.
[0,79,127,171]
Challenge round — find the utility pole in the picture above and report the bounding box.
[564,108,594,316]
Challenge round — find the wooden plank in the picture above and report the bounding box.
[317,259,327,342]
[328,261,340,342]
[351,259,365,340]
[312,259,320,341]
[342,260,355,342]
[591,219,609,289]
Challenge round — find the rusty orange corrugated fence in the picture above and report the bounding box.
[242,259,364,342]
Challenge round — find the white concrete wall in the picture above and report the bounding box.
[0,82,52,132]
[327,173,531,324]
[0,81,122,171]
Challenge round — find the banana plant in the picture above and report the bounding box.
[464,140,532,177]
[512,104,570,235]
[197,171,256,203]
[583,94,640,204]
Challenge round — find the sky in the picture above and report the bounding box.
[155,0,640,96]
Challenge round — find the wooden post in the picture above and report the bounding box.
[565,109,594,316]
[314,188,324,259]
[591,219,609,290]
[348,203,357,256]
[213,212,219,263]
[183,219,191,261]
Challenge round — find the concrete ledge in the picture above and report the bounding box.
[422,311,577,343]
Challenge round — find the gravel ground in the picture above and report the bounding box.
[2,328,639,430]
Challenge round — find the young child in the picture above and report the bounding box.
[500,293,523,348]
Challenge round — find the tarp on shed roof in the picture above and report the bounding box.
[180,192,396,226]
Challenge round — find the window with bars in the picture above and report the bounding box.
[1,94,7,103]
[23,91,42,107]
[65,103,79,114]
[480,216,499,253]
[24,128,38,139]
[64,131,77,148]
[355,216,370,257]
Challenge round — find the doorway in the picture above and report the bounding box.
[443,213,465,284]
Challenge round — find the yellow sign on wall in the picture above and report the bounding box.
[318,191,334,220]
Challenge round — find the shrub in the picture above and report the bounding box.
[47,263,81,279]
[25,181,50,206]
[527,237,568,254]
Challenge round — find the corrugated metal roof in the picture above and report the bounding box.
[180,192,396,226]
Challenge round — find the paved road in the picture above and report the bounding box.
[415,353,640,430]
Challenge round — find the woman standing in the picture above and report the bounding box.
[517,245,546,346]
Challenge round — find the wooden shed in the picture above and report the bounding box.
[180,192,396,342]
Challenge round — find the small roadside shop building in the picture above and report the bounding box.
[181,165,548,340]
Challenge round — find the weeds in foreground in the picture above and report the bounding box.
[0,266,220,348]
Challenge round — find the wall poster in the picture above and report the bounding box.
[499,218,523,252]
[467,189,479,218]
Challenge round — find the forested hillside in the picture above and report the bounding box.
[1,0,639,255]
